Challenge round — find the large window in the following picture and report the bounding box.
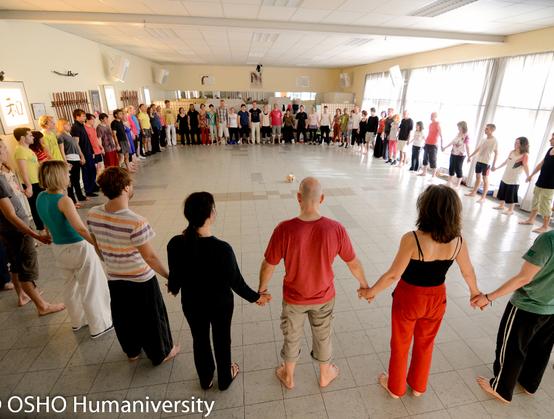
[404,60,492,169]
[361,72,404,113]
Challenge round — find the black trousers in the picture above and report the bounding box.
[449,155,465,178]
[67,161,86,203]
[189,129,200,145]
[183,302,234,390]
[308,128,318,143]
[108,276,174,366]
[490,302,554,401]
[178,131,190,145]
[283,126,294,143]
[350,129,359,146]
[373,134,384,158]
[320,126,330,144]
[410,146,421,171]
[229,128,239,143]
[151,128,161,153]
[81,157,97,195]
[240,126,250,141]
[296,126,307,142]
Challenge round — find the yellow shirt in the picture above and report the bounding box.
[41,130,63,161]
[163,108,175,125]
[137,112,151,130]
[14,145,39,184]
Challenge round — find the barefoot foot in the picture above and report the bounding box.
[412,390,423,397]
[519,220,534,225]
[320,364,340,388]
[162,345,180,363]
[275,364,294,389]
[465,192,476,197]
[503,210,514,216]
[17,293,31,307]
[532,227,548,234]
[1,282,14,291]
[379,373,400,399]
[493,206,504,210]
[38,303,65,316]
[477,376,510,403]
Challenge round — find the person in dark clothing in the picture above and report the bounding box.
[188,104,200,145]
[383,108,394,161]
[398,111,414,167]
[295,105,308,143]
[167,192,270,390]
[71,109,97,197]
[148,105,161,153]
[176,108,190,145]
[237,105,250,144]
[367,108,379,153]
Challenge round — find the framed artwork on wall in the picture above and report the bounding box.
[0,81,34,134]
[31,103,47,119]
[102,85,118,111]
[89,90,102,114]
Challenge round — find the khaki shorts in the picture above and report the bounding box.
[532,186,554,217]
[398,140,408,152]
[280,297,335,363]
[0,231,39,282]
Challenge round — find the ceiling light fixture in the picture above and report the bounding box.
[409,0,478,17]
[262,0,303,7]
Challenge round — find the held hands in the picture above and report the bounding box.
[35,231,52,245]
[256,290,272,306]
[357,287,376,303]
[470,292,490,311]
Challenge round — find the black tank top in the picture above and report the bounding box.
[402,231,462,287]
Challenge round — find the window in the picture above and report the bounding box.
[361,71,404,114]
[143,87,151,105]
[103,85,118,112]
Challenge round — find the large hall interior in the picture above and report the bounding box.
[1,1,554,418]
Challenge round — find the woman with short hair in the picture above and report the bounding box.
[36,160,112,338]
[359,185,480,399]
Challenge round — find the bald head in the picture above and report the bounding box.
[299,177,322,203]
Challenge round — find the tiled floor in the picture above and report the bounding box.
[1,143,553,419]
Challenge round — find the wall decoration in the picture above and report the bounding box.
[121,90,139,108]
[31,103,46,119]
[89,90,102,114]
[0,81,33,134]
[52,70,79,77]
[201,75,215,86]
[103,85,118,111]
[250,71,262,88]
[51,91,90,121]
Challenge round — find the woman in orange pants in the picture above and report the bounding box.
[359,185,480,398]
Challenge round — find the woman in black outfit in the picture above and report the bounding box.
[176,108,189,145]
[167,192,270,390]
[148,105,161,153]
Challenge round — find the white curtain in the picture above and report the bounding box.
[361,71,404,114]
[403,60,493,170]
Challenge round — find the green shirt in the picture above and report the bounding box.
[511,231,554,315]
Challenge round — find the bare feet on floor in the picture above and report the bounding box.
[465,192,476,197]
[477,376,509,403]
[477,198,486,203]
[38,302,65,316]
[503,210,514,215]
[412,389,423,397]
[275,364,294,389]
[319,364,340,388]
[1,282,14,291]
[519,219,534,225]
[162,345,181,363]
[493,206,504,210]
[532,227,548,234]
[379,373,399,399]
[17,294,31,306]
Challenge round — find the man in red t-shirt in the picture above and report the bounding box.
[270,104,283,144]
[259,177,369,390]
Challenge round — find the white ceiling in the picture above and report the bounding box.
[1,0,554,67]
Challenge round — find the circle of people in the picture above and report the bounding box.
[1,101,554,406]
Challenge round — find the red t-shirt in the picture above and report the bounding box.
[85,125,103,155]
[264,217,356,305]
[270,109,282,126]
[426,121,440,145]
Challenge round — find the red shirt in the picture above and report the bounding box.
[270,109,282,126]
[426,121,440,145]
[264,217,356,305]
[85,125,103,155]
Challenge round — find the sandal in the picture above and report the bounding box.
[231,362,240,381]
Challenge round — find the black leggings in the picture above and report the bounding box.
[68,160,86,203]
[422,144,438,169]
[296,126,307,142]
[183,302,234,390]
[320,126,330,144]
[449,154,465,178]
[351,129,359,146]
[229,128,239,143]
[308,128,318,142]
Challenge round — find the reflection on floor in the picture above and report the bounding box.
[1,144,553,418]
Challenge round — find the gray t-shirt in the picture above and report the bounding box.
[0,175,28,232]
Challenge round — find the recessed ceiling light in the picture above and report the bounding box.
[409,0,478,17]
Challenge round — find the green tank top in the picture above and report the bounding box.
[36,192,83,245]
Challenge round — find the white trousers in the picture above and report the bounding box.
[251,122,261,144]
[165,124,177,146]
[52,241,112,336]
[209,125,217,142]
[218,122,229,139]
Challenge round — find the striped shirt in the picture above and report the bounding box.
[87,205,155,282]
[217,107,228,125]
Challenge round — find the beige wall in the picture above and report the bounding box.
[342,26,554,104]
[0,21,166,127]
[163,64,340,93]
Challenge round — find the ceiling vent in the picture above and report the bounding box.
[144,27,177,39]
[409,0,478,17]
[252,33,280,43]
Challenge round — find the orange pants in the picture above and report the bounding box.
[388,280,446,396]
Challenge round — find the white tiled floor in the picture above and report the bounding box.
[1,143,554,418]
